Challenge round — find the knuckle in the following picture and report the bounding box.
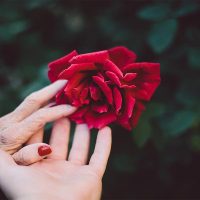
[29,110,46,129]
[0,131,9,145]
[15,152,30,165]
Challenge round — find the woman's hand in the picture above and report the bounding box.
[0,80,76,165]
[0,120,112,200]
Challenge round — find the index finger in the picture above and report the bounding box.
[89,127,112,178]
[9,80,67,122]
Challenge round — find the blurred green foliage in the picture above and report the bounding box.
[0,0,200,199]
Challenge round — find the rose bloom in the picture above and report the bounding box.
[48,46,160,130]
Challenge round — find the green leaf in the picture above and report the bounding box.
[188,48,200,70]
[189,135,200,152]
[133,120,152,148]
[160,110,197,137]
[132,102,166,147]
[147,19,178,53]
[112,154,135,173]
[173,2,200,18]
[137,4,171,21]
[0,20,28,42]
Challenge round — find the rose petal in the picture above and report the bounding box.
[69,107,89,124]
[89,84,101,101]
[85,111,117,129]
[113,87,122,113]
[117,92,135,123]
[124,93,136,118]
[58,63,97,79]
[64,73,87,102]
[103,59,123,77]
[123,62,160,74]
[55,88,67,105]
[121,85,136,89]
[116,93,135,130]
[92,76,113,105]
[108,46,137,68]
[106,71,121,87]
[123,73,137,82]
[92,103,108,113]
[48,50,78,82]
[131,102,145,127]
[69,50,109,64]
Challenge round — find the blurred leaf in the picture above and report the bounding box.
[173,2,200,18]
[188,48,200,69]
[20,65,49,99]
[133,102,165,147]
[134,120,152,148]
[0,20,28,42]
[176,79,200,107]
[112,154,135,173]
[147,19,178,53]
[189,134,200,152]
[160,110,197,136]
[137,4,171,21]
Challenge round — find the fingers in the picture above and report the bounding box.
[26,129,44,145]
[13,105,76,143]
[89,127,112,178]
[12,143,52,166]
[8,80,67,122]
[48,118,71,160]
[68,124,90,165]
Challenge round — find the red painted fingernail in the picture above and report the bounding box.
[38,146,52,156]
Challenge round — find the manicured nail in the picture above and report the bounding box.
[38,145,52,156]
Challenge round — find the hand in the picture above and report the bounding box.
[0,80,76,165]
[0,120,112,200]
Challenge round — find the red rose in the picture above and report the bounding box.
[48,46,160,130]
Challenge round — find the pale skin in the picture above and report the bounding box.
[0,80,112,200]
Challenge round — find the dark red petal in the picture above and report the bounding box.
[80,88,89,101]
[64,73,87,102]
[121,85,136,89]
[103,59,123,78]
[85,111,117,129]
[123,73,137,82]
[92,76,113,105]
[124,93,136,118]
[55,87,68,105]
[58,63,97,79]
[106,71,121,87]
[89,84,101,101]
[48,50,78,82]
[131,102,145,127]
[118,92,135,121]
[140,74,161,82]
[123,62,160,74]
[133,81,160,101]
[116,93,135,130]
[69,50,109,64]
[69,107,89,124]
[92,103,108,113]
[117,120,132,131]
[108,46,137,68]
[113,87,122,113]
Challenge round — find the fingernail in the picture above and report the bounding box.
[56,79,68,86]
[38,145,52,156]
[66,105,77,111]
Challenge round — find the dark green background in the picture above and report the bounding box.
[0,0,200,199]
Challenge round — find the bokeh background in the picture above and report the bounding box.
[0,0,200,199]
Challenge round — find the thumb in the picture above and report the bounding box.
[12,143,52,166]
